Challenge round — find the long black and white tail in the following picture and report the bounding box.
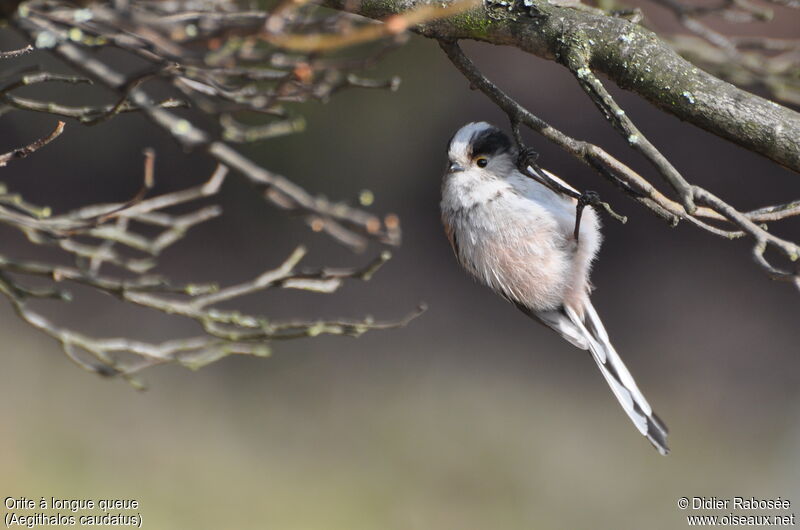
[561,302,669,455]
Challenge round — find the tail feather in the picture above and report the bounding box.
[583,303,654,418]
[564,303,670,455]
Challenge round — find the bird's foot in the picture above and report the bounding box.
[516,146,540,174]
[573,191,601,244]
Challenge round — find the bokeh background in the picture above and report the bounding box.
[1,6,799,528]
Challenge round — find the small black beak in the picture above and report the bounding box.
[449,162,465,173]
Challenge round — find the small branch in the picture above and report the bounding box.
[0,121,65,167]
[745,200,800,222]
[566,57,696,212]
[0,245,424,381]
[263,0,479,51]
[2,94,189,123]
[78,148,157,227]
[0,44,33,59]
[0,71,92,93]
[11,13,401,251]
[643,0,800,105]
[693,187,800,286]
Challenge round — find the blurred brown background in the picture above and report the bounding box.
[1,8,799,528]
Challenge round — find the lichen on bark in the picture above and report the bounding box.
[324,0,800,173]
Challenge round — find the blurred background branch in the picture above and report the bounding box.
[0,0,422,383]
[0,135,423,384]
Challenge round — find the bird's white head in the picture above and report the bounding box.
[446,122,517,179]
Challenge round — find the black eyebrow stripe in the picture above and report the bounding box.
[470,129,512,158]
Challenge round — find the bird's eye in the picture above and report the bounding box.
[475,157,488,168]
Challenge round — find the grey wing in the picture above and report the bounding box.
[515,302,589,350]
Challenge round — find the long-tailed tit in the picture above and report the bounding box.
[441,122,669,455]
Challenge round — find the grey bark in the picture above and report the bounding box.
[324,0,800,173]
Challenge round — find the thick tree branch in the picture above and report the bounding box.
[324,0,800,173]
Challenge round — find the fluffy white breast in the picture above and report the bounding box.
[441,171,510,212]
[441,166,603,312]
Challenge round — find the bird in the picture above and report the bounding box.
[440,121,669,455]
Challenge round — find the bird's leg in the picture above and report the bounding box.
[516,146,581,199]
[574,190,629,243]
[511,123,626,243]
[574,190,600,243]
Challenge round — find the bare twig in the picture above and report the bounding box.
[0,0,424,382]
[0,44,33,59]
[643,0,800,104]
[0,120,65,167]
[0,154,422,382]
[12,11,402,251]
[565,57,696,213]
[263,0,480,51]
